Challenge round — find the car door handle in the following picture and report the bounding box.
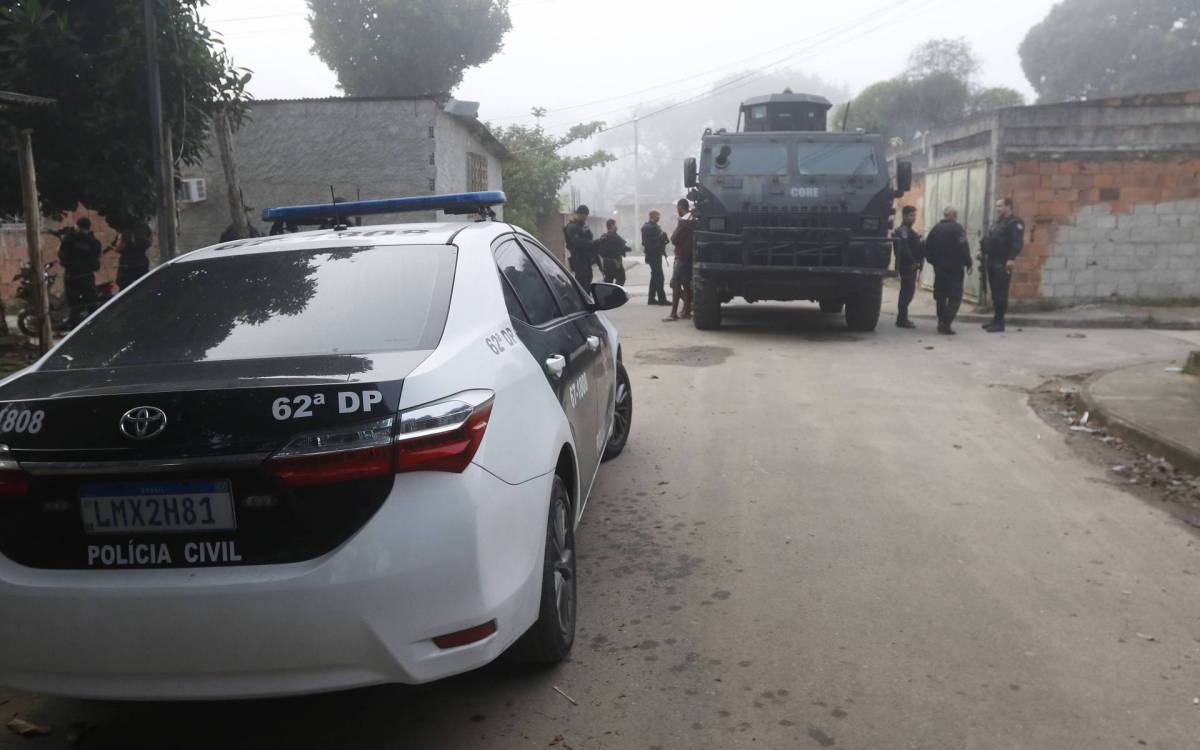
[545,355,567,379]
[587,335,601,351]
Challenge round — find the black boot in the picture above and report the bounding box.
[896,317,916,329]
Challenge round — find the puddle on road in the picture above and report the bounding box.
[634,345,734,367]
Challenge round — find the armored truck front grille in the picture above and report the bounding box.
[745,204,845,229]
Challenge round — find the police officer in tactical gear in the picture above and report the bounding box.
[924,206,973,335]
[597,218,630,285]
[564,205,599,288]
[641,210,670,305]
[982,197,1025,333]
[57,217,103,328]
[892,205,924,328]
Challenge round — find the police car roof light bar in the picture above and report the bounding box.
[261,191,507,223]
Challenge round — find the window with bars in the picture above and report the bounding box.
[467,153,488,192]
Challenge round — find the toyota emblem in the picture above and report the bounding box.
[119,406,168,440]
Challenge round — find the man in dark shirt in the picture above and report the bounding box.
[892,205,924,328]
[981,197,1026,333]
[924,207,973,335]
[667,199,695,321]
[116,222,153,289]
[641,210,670,305]
[57,217,103,328]
[563,205,599,288]
[597,218,630,286]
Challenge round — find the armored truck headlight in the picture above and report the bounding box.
[861,217,881,231]
[709,217,727,232]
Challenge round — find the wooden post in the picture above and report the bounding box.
[215,107,248,239]
[16,129,53,354]
[161,128,178,259]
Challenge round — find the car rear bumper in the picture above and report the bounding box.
[0,465,551,700]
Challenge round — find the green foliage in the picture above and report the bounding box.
[493,120,614,230]
[1020,0,1200,102]
[0,0,250,232]
[835,39,1024,145]
[905,37,979,82]
[307,0,511,96]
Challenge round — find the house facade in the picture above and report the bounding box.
[892,90,1200,306]
[177,97,506,251]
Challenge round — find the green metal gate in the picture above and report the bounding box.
[920,160,991,302]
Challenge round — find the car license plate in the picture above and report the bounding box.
[80,480,237,535]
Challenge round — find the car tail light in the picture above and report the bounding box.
[395,390,494,474]
[0,448,30,497]
[266,391,494,487]
[268,417,395,488]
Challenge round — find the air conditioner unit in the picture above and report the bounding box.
[177,178,207,204]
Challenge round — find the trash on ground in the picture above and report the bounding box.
[6,717,51,737]
[553,686,579,706]
[1165,367,1184,373]
[1136,632,1157,642]
[1067,333,1087,339]
[1070,425,1101,434]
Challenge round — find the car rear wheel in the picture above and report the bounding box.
[511,475,576,665]
[819,299,844,314]
[844,279,883,332]
[602,362,632,462]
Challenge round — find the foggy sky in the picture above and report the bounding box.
[200,0,1061,130]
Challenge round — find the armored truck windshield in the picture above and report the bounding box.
[796,142,879,176]
[711,143,789,175]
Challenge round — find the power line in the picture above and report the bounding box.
[486,0,920,124]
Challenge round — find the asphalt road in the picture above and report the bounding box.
[5,271,1200,749]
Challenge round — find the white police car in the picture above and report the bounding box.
[0,192,632,699]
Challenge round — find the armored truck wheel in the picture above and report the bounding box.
[844,279,883,332]
[692,273,722,330]
[819,299,844,314]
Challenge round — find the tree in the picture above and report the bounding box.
[906,37,980,82]
[0,0,250,233]
[1020,0,1200,102]
[492,121,614,231]
[969,86,1025,115]
[307,0,511,96]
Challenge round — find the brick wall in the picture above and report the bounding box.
[1000,158,1200,301]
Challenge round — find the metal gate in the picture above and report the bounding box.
[919,160,991,302]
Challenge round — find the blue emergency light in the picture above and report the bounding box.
[261,191,506,223]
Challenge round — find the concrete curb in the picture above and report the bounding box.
[911,313,1200,331]
[1078,366,1200,476]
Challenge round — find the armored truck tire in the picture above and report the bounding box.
[844,279,883,332]
[692,273,722,330]
[819,299,844,314]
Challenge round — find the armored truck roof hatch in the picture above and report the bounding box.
[738,92,832,133]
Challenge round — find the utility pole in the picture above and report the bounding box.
[632,116,641,254]
[143,0,175,259]
[215,107,248,238]
[17,130,53,354]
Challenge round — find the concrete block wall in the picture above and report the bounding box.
[1000,158,1200,301]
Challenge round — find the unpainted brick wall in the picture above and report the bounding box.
[998,159,1200,301]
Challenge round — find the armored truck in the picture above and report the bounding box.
[683,92,912,331]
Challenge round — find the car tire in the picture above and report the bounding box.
[511,475,576,665]
[845,280,883,332]
[17,311,38,338]
[692,274,721,330]
[602,362,632,462]
[819,299,844,314]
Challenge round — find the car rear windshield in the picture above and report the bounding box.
[43,245,457,370]
[796,143,879,176]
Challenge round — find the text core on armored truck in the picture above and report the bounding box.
[683,91,913,331]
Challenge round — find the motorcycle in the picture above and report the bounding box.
[15,262,115,337]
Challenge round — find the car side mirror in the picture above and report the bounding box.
[895,160,913,196]
[590,282,628,311]
[683,157,698,188]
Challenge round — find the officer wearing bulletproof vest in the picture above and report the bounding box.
[57,217,103,328]
[563,205,598,288]
[924,206,973,335]
[891,205,924,328]
[981,197,1025,333]
[641,210,670,305]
